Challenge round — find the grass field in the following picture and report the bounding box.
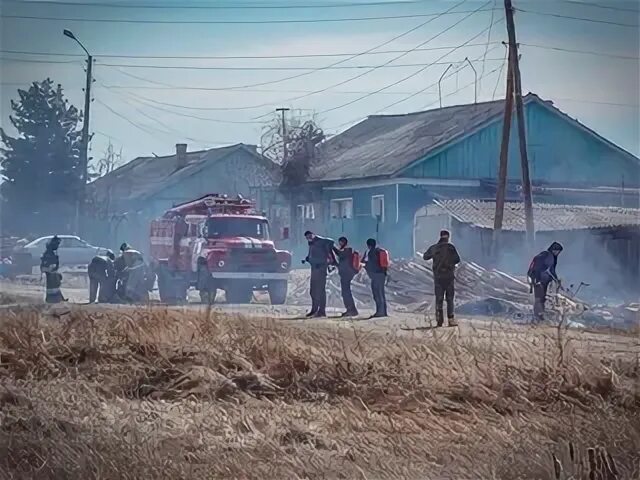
[0,305,638,479]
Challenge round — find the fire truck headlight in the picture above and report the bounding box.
[218,260,225,268]
[280,261,288,270]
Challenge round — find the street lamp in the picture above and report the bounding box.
[63,29,92,235]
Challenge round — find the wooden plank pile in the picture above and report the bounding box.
[288,258,585,312]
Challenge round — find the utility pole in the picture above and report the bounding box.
[64,29,92,235]
[503,0,535,249]
[276,107,290,164]
[492,46,514,260]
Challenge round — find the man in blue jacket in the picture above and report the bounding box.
[304,231,335,318]
[527,241,563,321]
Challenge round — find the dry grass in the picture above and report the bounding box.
[0,305,638,480]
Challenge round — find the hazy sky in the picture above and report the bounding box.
[1,0,639,165]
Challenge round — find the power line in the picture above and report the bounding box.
[0,57,81,65]
[2,0,433,9]
[559,0,640,13]
[94,58,504,71]
[288,1,494,115]
[101,0,471,92]
[318,6,501,114]
[0,42,501,60]
[101,86,266,124]
[520,43,639,60]
[4,7,498,25]
[515,8,639,28]
[492,44,508,100]
[480,0,498,85]
[96,85,434,95]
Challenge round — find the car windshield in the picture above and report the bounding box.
[205,217,269,240]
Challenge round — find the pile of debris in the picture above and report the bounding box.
[288,258,586,317]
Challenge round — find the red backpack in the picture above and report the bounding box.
[378,248,390,268]
[351,250,361,272]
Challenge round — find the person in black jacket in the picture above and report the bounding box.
[88,250,116,303]
[423,230,461,327]
[362,238,388,318]
[333,236,359,317]
[40,235,65,304]
[303,231,335,317]
[527,241,563,321]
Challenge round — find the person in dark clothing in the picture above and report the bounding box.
[332,236,359,317]
[363,238,388,318]
[303,231,335,317]
[527,241,563,321]
[40,235,65,304]
[423,230,461,327]
[88,250,116,303]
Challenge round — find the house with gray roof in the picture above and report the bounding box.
[288,93,640,260]
[87,143,286,253]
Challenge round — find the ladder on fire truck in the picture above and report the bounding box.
[163,194,255,218]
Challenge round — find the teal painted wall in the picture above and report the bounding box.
[401,102,639,186]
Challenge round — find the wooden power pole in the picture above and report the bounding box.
[503,0,535,249]
[492,47,514,259]
[276,107,290,163]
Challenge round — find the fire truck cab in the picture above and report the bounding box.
[149,194,291,305]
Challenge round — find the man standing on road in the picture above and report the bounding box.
[118,243,148,303]
[362,238,388,318]
[423,230,461,327]
[527,241,563,322]
[88,250,116,303]
[303,231,335,318]
[40,235,65,304]
[333,236,359,317]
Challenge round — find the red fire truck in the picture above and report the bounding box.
[149,194,291,305]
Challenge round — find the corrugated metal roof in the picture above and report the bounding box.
[433,199,640,231]
[91,143,265,203]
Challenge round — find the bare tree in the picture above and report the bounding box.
[259,110,324,187]
[89,141,123,180]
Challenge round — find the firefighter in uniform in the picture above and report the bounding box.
[118,243,148,303]
[362,238,388,318]
[303,231,335,318]
[40,235,65,304]
[88,250,116,303]
[332,236,359,317]
[423,230,461,327]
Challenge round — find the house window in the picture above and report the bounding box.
[297,203,315,220]
[330,198,353,219]
[371,195,385,222]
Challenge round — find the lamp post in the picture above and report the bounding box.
[63,29,92,235]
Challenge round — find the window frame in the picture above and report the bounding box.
[329,197,354,220]
[371,194,385,223]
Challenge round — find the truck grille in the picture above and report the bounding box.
[229,249,277,272]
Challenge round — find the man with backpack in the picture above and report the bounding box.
[332,236,359,317]
[527,241,564,322]
[362,238,389,318]
[303,231,335,318]
[423,230,461,327]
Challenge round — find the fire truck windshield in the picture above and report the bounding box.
[205,217,270,240]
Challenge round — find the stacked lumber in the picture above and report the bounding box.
[288,258,586,312]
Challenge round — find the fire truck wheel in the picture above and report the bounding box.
[268,280,288,305]
[225,284,253,304]
[199,289,216,305]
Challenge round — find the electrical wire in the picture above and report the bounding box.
[4,8,498,25]
[480,0,498,85]
[515,8,639,28]
[0,42,501,60]
[99,1,472,93]
[559,0,640,13]
[2,0,434,10]
[94,58,504,71]
[492,44,508,101]
[520,43,639,61]
[318,7,500,114]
